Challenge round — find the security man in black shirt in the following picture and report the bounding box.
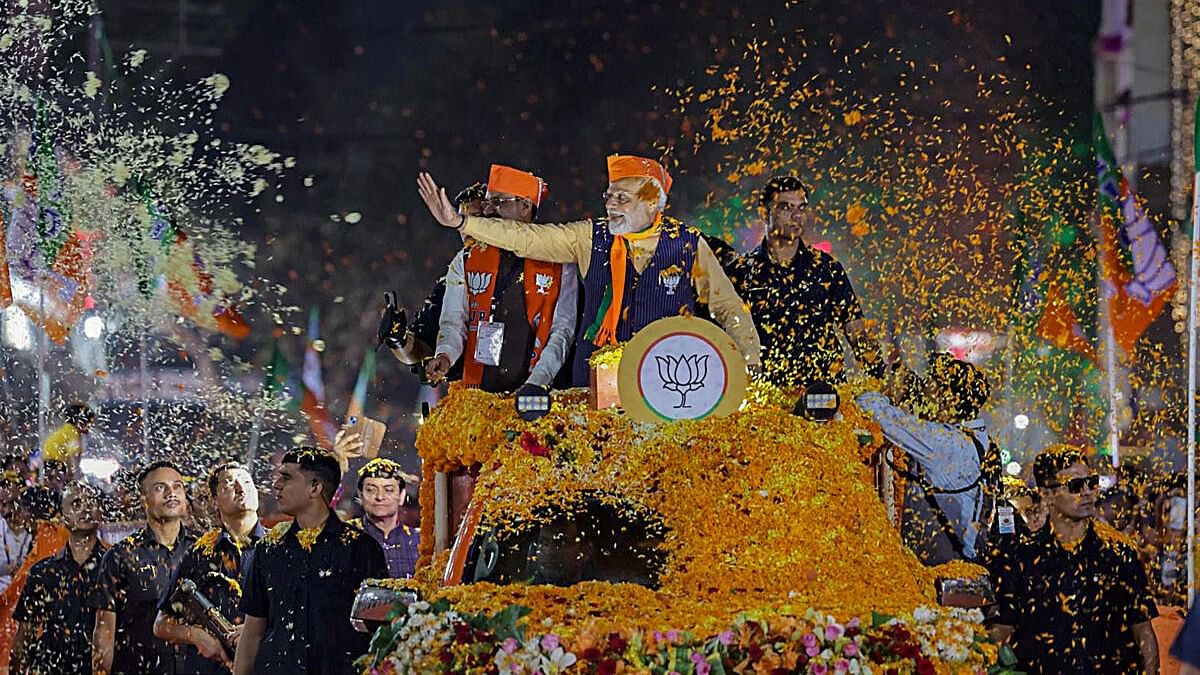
[991,446,1160,674]
[90,461,197,675]
[12,482,105,673]
[726,176,884,388]
[154,461,266,674]
[233,448,386,675]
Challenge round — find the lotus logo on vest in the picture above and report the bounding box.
[534,273,554,295]
[659,264,683,295]
[467,271,493,295]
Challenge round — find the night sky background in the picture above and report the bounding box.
[93,0,1102,459]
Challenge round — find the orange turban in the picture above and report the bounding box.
[606,155,672,195]
[487,164,548,208]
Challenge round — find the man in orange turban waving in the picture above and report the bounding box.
[418,155,760,386]
[424,164,578,393]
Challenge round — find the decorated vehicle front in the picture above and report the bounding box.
[356,318,1013,674]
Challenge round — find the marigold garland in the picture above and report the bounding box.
[408,383,977,642]
[194,528,221,557]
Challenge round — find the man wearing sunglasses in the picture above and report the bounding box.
[725,176,884,388]
[991,446,1159,675]
[425,164,578,393]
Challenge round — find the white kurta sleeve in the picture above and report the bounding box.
[434,250,469,364]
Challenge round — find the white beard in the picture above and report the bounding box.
[607,213,648,236]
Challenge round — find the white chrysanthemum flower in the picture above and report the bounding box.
[83,71,101,98]
[204,73,231,98]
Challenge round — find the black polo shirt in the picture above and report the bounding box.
[88,525,198,674]
[240,515,387,675]
[993,522,1156,674]
[727,243,864,387]
[158,522,266,675]
[12,538,105,674]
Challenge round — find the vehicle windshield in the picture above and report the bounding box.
[465,495,668,589]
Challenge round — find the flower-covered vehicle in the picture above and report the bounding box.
[354,380,1015,674]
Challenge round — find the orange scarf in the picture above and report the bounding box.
[462,244,563,386]
[522,260,562,368]
[593,215,662,346]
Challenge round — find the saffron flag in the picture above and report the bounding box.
[137,185,249,340]
[301,307,335,449]
[1036,282,1098,361]
[1095,112,1176,356]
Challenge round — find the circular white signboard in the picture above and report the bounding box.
[618,316,747,423]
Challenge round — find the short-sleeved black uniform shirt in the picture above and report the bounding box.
[87,526,198,674]
[993,522,1156,674]
[158,522,266,675]
[240,516,387,675]
[13,539,105,674]
[726,244,864,387]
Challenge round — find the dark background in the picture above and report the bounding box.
[92,0,1102,460]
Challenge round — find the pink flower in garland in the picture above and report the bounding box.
[825,623,845,641]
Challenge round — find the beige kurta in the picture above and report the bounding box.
[462,216,762,366]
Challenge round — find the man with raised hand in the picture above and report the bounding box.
[417,155,760,386]
[425,164,578,394]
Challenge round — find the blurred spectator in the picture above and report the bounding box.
[11,482,104,674]
[0,486,68,674]
[43,403,94,478]
[41,459,71,492]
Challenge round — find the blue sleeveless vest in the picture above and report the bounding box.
[572,216,700,385]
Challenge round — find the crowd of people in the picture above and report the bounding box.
[0,419,418,675]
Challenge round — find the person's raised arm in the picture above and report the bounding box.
[691,238,761,368]
[232,615,267,675]
[418,172,591,267]
[92,609,116,675]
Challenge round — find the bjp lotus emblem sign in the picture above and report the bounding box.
[655,353,709,409]
[617,316,747,423]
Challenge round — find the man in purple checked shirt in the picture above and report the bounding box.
[352,458,419,578]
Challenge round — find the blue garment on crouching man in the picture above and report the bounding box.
[572,217,700,386]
